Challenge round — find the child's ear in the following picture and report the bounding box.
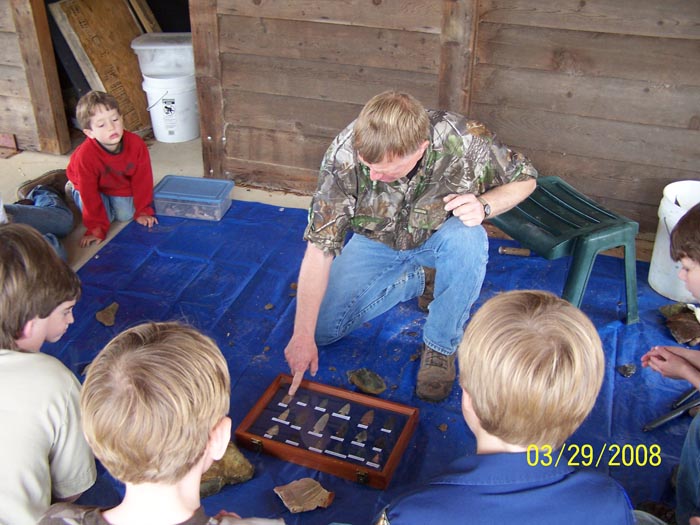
[15,318,38,352]
[209,416,232,461]
[83,128,95,139]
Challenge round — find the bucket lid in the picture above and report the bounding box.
[131,32,192,50]
[663,180,700,210]
[142,74,196,89]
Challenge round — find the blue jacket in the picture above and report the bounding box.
[379,452,635,525]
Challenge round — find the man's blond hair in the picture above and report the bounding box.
[459,290,603,448]
[0,224,81,349]
[81,322,230,484]
[352,91,430,163]
[76,90,121,130]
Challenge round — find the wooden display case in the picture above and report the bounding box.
[235,373,419,489]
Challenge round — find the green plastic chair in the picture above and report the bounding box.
[489,176,639,324]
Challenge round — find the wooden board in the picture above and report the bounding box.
[217,0,442,33]
[476,23,700,86]
[48,0,149,132]
[219,15,441,74]
[479,0,700,40]
[235,374,419,490]
[127,0,161,32]
[471,65,700,130]
[221,54,438,107]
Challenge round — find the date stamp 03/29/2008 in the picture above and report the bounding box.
[526,443,662,468]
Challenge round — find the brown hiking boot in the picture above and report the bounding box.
[416,344,456,402]
[17,169,68,200]
[418,267,435,312]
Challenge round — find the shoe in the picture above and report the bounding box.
[416,344,456,402]
[16,169,68,200]
[418,267,435,312]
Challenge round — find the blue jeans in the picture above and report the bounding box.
[677,413,700,525]
[316,217,489,355]
[4,187,74,260]
[70,186,134,223]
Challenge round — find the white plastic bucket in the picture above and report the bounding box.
[142,74,199,143]
[648,180,700,302]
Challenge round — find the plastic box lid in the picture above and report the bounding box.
[131,32,192,50]
[154,175,234,203]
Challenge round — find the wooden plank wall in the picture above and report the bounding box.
[470,0,700,233]
[0,0,69,154]
[191,0,699,233]
[192,0,459,194]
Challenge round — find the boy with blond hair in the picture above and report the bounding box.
[642,201,700,525]
[376,290,634,524]
[0,223,96,525]
[67,90,157,248]
[39,321,283,525]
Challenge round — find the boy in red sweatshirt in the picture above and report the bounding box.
[67,91,158,247]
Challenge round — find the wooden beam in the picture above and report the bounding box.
[190,0,224,178]
[128,0,161,32]
[438,0,478,112]
[10,0,70,154]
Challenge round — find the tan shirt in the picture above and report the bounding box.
[0,350,96,525]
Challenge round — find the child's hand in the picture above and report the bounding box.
[80,233,103,248]
[641,345,700,384]
[136,214,158,228]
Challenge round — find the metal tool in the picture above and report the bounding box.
[672,386,698,409]
[643,397,700,432]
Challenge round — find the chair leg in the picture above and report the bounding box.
[623,239,639,324]
[561,238,597,308]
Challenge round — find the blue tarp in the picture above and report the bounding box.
[44,200,691,523]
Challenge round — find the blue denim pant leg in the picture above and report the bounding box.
[71,187,135,223]
[316,217,488,355]
[315,233,425,346]
[415,217,488,355]
[677,413,700,525]
[4,187,73,237]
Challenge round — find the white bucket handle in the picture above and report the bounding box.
[147,89,169,111]
[663,215,674,236]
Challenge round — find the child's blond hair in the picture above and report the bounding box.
[459,290,603,448]
[76,90,121,130]
[81,322,230,484]
[0,224,81,349]
[352,91,430,163]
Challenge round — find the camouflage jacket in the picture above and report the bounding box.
[304,110,537,255]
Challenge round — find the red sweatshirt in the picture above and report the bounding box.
[67,131,155,239]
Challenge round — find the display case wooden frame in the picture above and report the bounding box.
[235,373,419,489]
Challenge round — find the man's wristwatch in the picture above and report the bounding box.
[477,196,491,218]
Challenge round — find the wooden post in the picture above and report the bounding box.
[438,0,479,114]
[190,0,224,180]
[11,0,70,154]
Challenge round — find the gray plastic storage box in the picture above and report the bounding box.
[153,175,234,221]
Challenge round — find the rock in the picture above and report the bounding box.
[666,311,700,346]
[616,363,637,378]
[347,368,387,395]
[95,301,119,326]
[273,478,334,513]
[200,442,254,498]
